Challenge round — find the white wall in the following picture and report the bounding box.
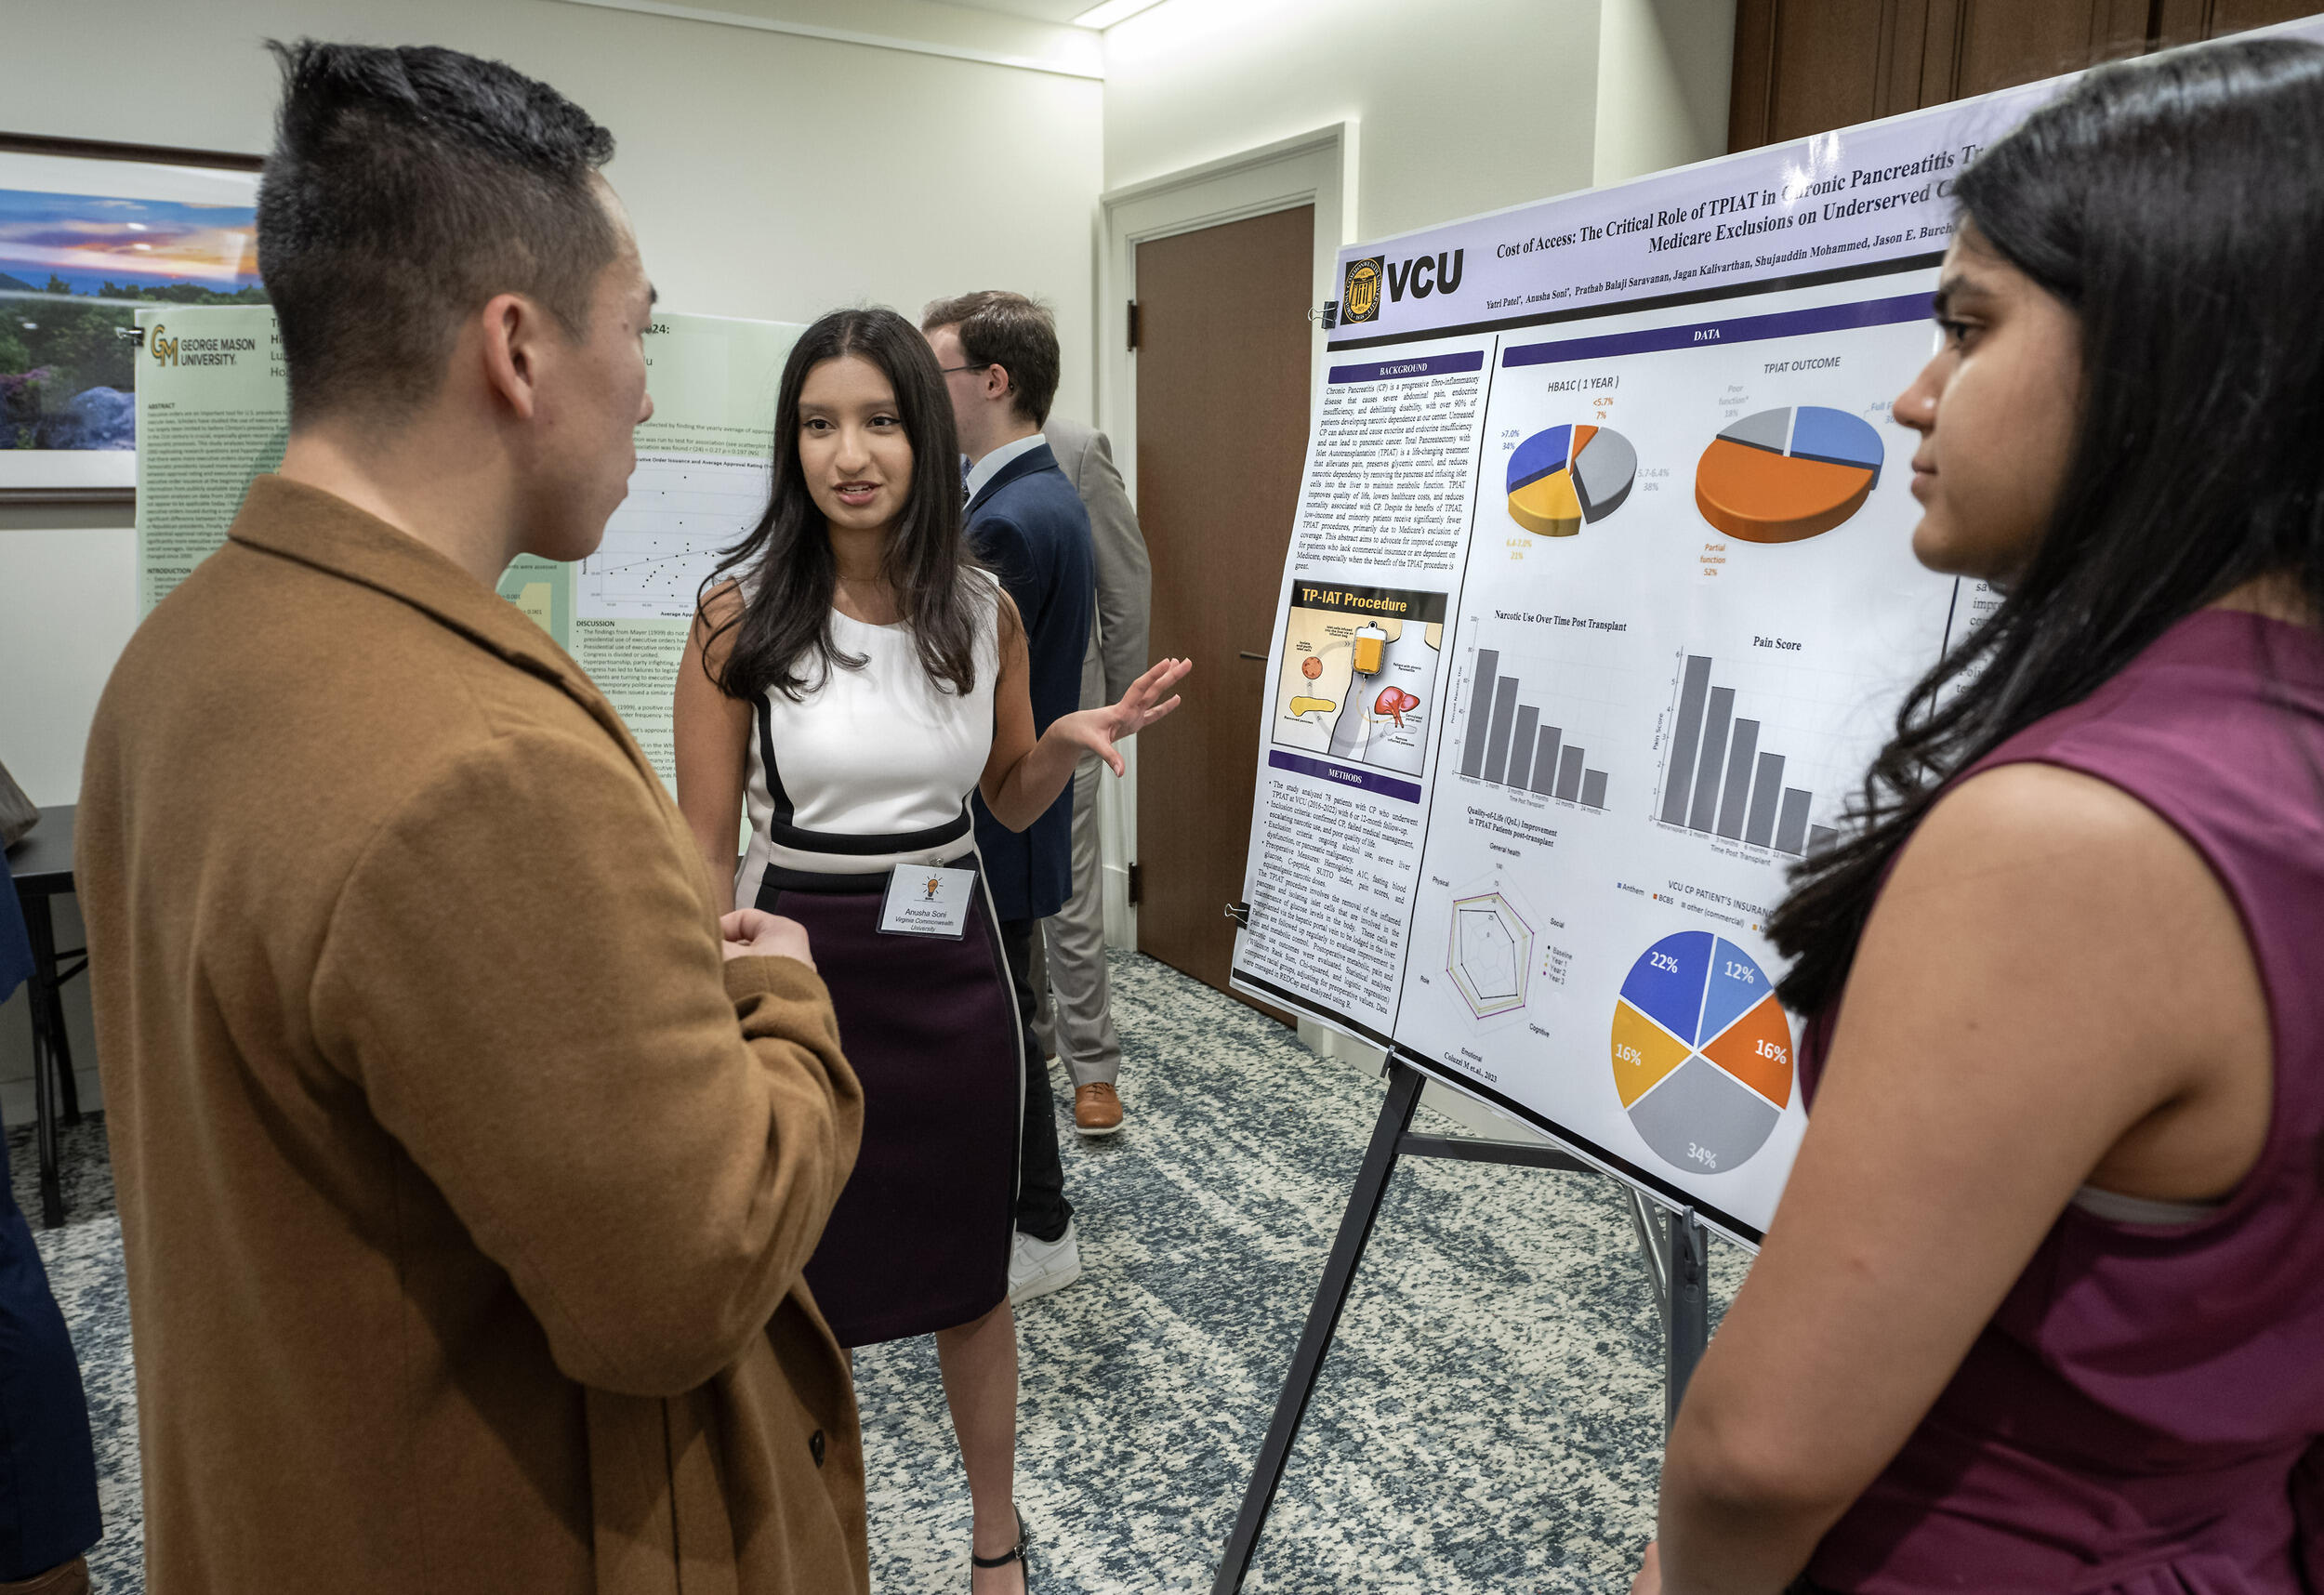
[1102,0,1604,244]
[0,0,1105,1119]
[1103,0,1733,241]
[0,510,137,812]
[1595,0,1740,187]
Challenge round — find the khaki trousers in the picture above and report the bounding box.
[1030,753,1121,1088]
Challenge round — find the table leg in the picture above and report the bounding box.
[22,896,65,1229]
[25,898,79,1124]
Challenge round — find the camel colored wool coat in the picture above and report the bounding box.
[75,476,871,1594]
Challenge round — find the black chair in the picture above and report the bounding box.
[7,806,84,1230]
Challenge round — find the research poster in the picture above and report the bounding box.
[1227,62,2155,1243]
[135,307,799,787]
[569,311,799,784]
[133,306,288,614]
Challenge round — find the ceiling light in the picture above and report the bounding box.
[1073,0,1166,27]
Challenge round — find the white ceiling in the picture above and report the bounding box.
[942,0,1098,22]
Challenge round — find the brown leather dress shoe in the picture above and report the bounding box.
[1073,1081,1123,1137]
[0,1558,90,1595]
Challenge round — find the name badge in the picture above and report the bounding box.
[878,864,978,940]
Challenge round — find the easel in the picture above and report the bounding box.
[1209,1056,1712,1594]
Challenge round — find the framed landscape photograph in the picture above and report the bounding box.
[0,133,263,504]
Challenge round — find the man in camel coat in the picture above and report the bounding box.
[74,42,867,1593]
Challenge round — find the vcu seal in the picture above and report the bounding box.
[1341,256,1383,323]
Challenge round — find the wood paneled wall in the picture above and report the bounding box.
[1729,0,2323,149]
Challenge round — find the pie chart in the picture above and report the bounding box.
[1506,424,1636,536]
[1610,931,1792,1175]
[1695,406,1884,543]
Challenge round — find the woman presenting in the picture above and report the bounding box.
[675,308,1187,1594]
[1641,37,2324,1594]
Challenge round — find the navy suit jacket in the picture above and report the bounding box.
[967,442,1095,921]
[0,847,103,1574]
[0,853,27,1004]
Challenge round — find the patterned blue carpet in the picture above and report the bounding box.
[14,950,1742,1592]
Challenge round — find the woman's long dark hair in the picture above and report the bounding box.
[1768,37,2324,1016]
[700,307,986,701]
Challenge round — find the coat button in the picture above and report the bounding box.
[809,1429,825,1469]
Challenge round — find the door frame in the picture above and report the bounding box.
[1092,122,1359,949]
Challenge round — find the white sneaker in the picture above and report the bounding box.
[1009,1218,1082,1305]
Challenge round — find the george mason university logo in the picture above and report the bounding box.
[1340,257,1383,323]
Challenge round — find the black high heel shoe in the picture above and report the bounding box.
[970,1509,1032,1592]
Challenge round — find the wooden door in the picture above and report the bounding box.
[1729,0,2322,150]
[1132,204,1314,1003]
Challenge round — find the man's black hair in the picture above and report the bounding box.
[257,40,620,422]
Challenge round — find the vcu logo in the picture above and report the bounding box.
[1340,250,1467,323]
[1386,248,1465,302]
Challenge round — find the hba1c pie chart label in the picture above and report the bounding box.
[1611,931,1793,1174]
[1506,424,1636,535]
[1694,406,1883,544]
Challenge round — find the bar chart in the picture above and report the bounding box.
[1457,647,1611,809]
[1655,652,1837,856]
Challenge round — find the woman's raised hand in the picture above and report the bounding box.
[1054,655,1193,774]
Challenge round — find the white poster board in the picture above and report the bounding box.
[1228,19,2324,1245]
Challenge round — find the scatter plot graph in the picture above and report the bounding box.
[590,537,718,608]
[579,455,772,620]
[1610,932,1792,1174]
[1447,891,1533,1018]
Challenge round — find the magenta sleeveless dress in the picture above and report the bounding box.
[1798,610,2324,1593]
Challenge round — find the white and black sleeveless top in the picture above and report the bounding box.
[737,579,1000,901]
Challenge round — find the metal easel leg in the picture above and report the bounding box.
[1624,1185,1669,1325]
[1211,1059,1426,1594]
[1662,1206,1710,1435]
[1623,1189,1710,1435]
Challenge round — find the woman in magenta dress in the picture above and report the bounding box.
[1638,39,2324,1595]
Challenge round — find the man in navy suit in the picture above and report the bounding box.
[923,292,1094,1304]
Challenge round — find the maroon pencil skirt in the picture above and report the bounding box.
[761,861,1021,1347]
